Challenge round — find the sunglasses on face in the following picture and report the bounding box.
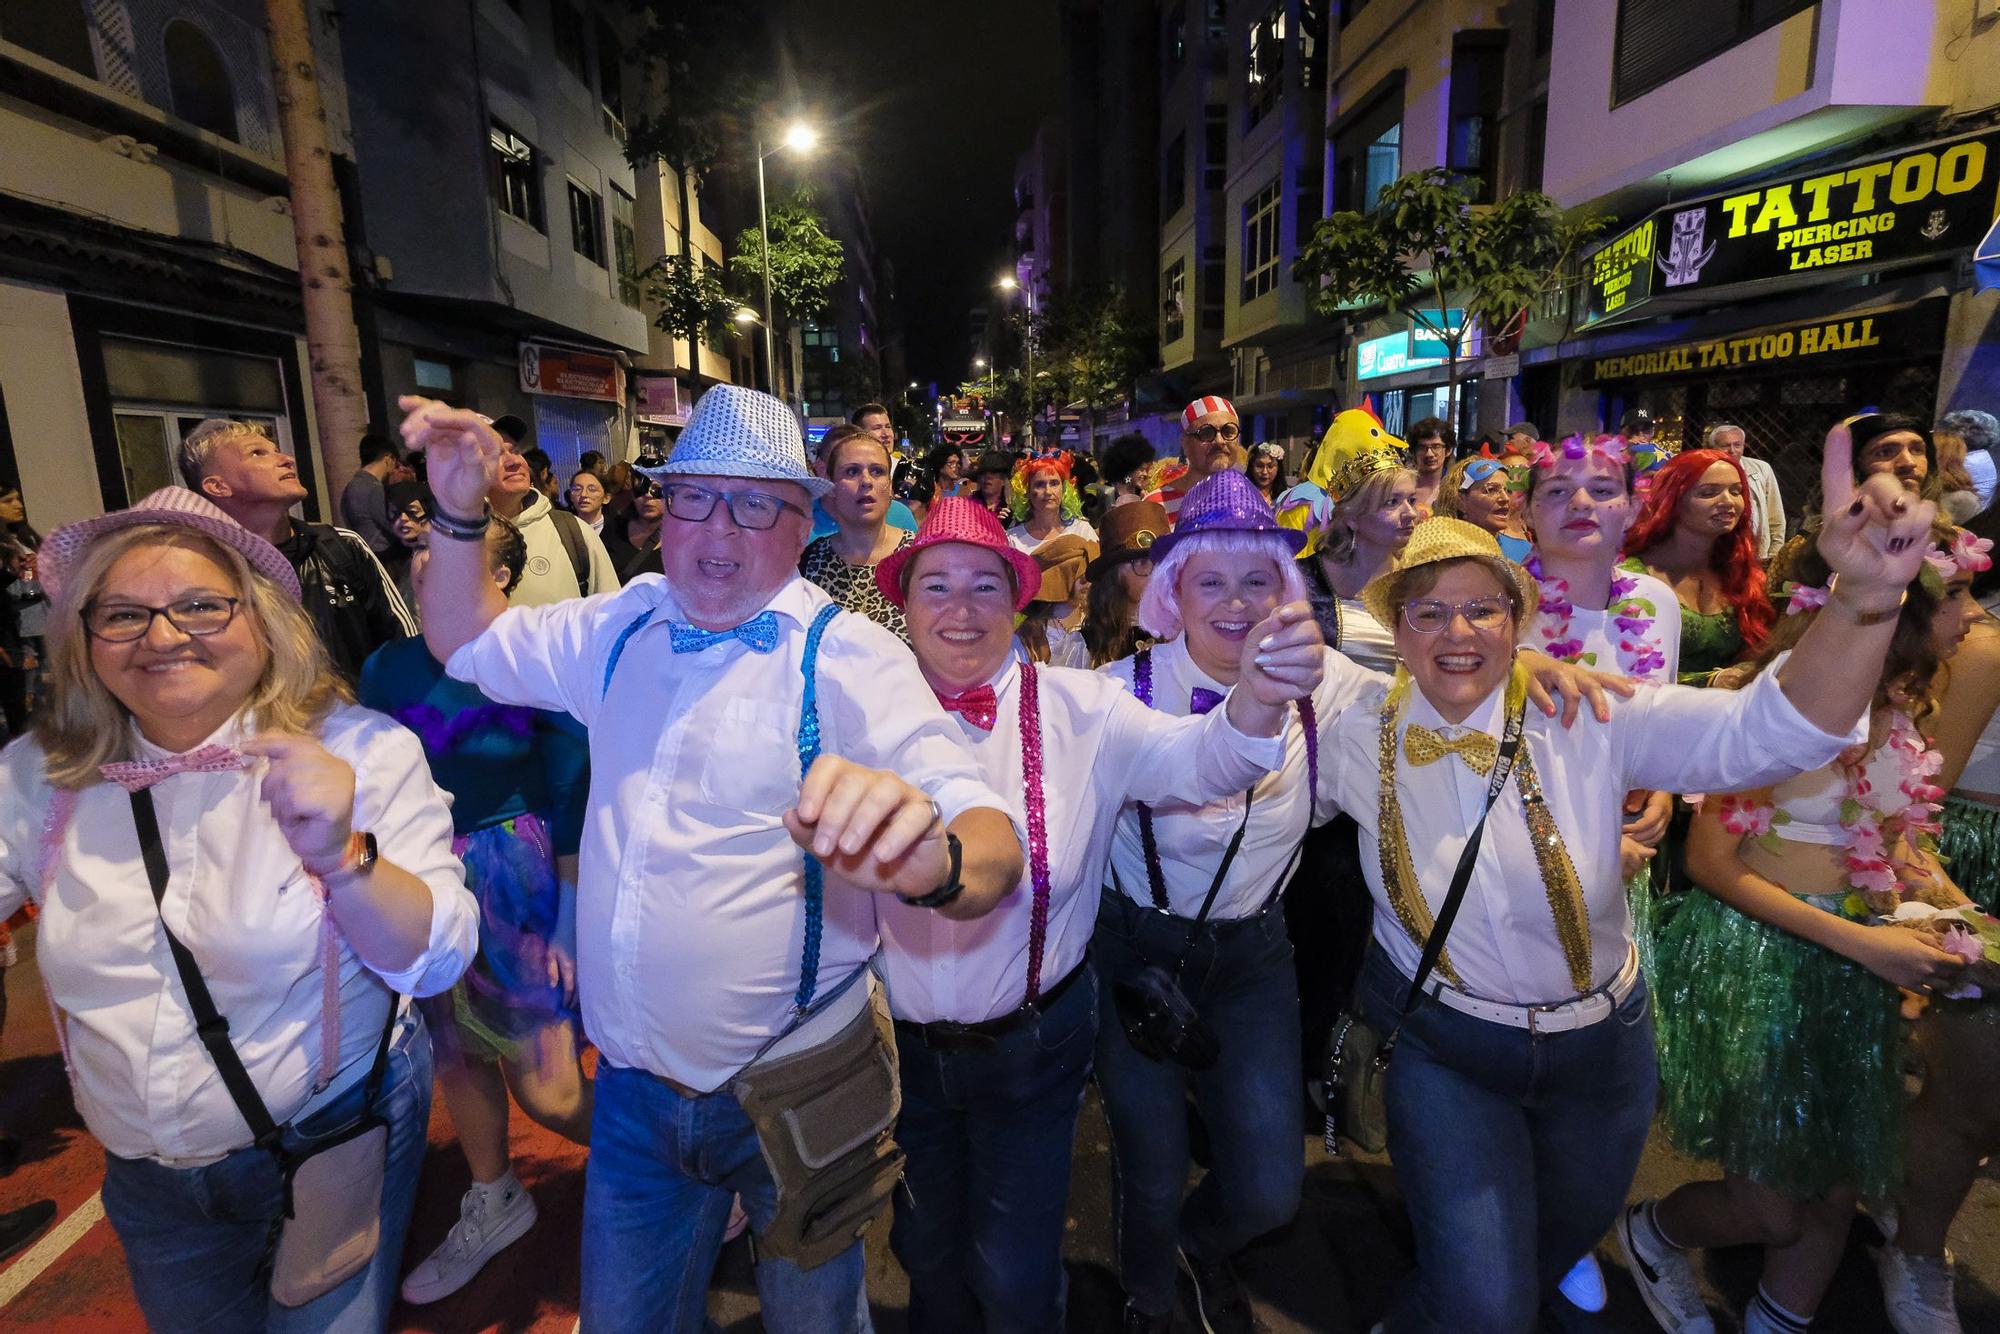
[1185,423,1241,444]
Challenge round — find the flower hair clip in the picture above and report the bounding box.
[1529,434,1630,472]
[1783,581,1830,615]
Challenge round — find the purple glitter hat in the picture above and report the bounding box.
[1149,468,1306,563]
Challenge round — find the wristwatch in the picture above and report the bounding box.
[311,830,379,882]
[898,831,964,910]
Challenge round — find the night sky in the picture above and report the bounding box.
[777,0,1061,391]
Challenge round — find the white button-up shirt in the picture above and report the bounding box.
[1325,655,1862,1004]
[1101,637,1383,920]
[448,573,1013,1090]
[878,660,1286,1024]
[0,706,476,1164]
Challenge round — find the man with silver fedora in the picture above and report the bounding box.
[398,383,1026,1332]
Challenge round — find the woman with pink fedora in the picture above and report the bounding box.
[0,487,476,1331]
[869,494,1327,1334]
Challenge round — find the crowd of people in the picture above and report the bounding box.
[0,381,1998,1334]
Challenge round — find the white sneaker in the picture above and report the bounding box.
[1616,1201,1717,1333]
[1875,1244,1963,1334]
[399,1174,538,1305]
[1558,1252,1608,1312]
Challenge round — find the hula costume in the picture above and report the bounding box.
[1652,724,1923,1201]
[359,637,590,1063]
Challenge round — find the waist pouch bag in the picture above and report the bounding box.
[131,788,398,1307]
[730,983,905,1271]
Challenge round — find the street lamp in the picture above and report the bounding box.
[756,120,818,406]
[997,274,1036,446]
[974,357,987,370]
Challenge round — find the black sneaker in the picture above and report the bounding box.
[0,1200,55,1263]
[1177,1247,1264,1334]
[1121,1297,1174,1333]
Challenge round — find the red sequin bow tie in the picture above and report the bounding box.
[99,743,250,793]
[935,684,999,732]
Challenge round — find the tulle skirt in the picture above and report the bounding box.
[423,813,577,1065]
[1652,888,1905,1201]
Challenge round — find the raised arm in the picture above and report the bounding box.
[1771,422,1940,732]
[397,395,510,663]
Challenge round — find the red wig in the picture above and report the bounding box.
[1622,448,1773,652]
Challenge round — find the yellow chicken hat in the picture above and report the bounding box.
[1275,403,1409,556]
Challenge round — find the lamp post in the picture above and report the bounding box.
[756,121,818,407]
[998,275,1034,447]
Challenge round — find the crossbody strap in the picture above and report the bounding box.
[791,603,843,1011]
[1379,701,1526,1061]
[130,791,397,1153]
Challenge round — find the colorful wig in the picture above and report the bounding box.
[1623,448,1773,652]
[1009,452,1083,523]
[1135,528,1311,641]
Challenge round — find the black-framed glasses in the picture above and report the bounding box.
[662,482,804,531]
[1185,423,1240,443]
[1401,598,1512,634]
[84,596,242,643]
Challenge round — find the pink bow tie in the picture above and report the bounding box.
[935,684,999,732]
[100,744,250,793]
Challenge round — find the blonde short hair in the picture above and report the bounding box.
[33,526,348,788]
[1317,467,1418,565]
[177,418,272,491]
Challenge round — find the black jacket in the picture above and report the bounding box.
[277,522,417,683]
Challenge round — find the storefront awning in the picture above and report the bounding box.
[1977,216,2000,293]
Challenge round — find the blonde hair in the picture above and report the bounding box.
[177,418,272,491]
[1317,467,1417,565]
[34,526,349,788]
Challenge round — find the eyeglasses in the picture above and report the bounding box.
[1400,597,1512,634]
[632,480,663,499]
[1185,423,1241,444]
[84,596,242,643]
[662,482,805,530]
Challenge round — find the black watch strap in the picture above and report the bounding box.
[898,831,964,909]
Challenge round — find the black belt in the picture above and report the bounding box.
[894,960,1087,1052]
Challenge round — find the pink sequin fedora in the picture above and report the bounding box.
[875,496,1044,612]
[42,487,303,602]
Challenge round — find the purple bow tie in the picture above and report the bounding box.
[100,743,250,793]
[1190,687,1225,715]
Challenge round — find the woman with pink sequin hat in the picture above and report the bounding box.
[870,493,1327,1334]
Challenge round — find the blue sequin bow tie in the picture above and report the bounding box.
[668,611,781,655]
[1189,686,1225,715]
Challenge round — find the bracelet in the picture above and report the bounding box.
[430,504,491,541]
[898,832,965,910]
[1825,575,1906,626]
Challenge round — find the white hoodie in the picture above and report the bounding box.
[508,488,621,607]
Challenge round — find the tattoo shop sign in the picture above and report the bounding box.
[1581,128,2000,326]
[1581,302,1944,386]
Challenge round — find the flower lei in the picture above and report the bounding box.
[1722,710,1947,921]
[1784,529,1993,615]
[1525,555,1667,677]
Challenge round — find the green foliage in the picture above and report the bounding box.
[1293,168,1610,365]
[959,367,1025,426]
[620,0,770,182]
[892,399,935,452]
[1036,286,1151,416]
[640,253,741,351]
[729,186,845,324]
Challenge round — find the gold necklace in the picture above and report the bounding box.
[1375,666,1593,993]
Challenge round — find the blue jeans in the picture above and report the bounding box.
[1356,945,1657,1333]
[100,1014,433,1334]
[581,1062,872,1333]
[889,964,1098,1334]
[1092,891,1304,1316]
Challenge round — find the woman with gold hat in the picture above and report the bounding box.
[1016,533,1094,669]
[1325,422,1939,1333]
[1278,408,1422,673]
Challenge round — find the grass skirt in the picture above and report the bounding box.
[1652,888,1904,1200]
[422,813,577,1065]
[1939,793,2000,911]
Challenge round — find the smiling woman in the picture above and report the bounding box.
[3,487,475,1332]
[1622,448,1773,683]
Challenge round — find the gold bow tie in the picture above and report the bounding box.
[1403,725,1497,775]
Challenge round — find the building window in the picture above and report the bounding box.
[1241,177,1281,303]
[596,17,625,139]
[1524,96,1548,192]
[1245,3,1286,131]
[610,185,640,307]
[568,180,605,265]
[1614,0,1817,105]
[1165,2,1186,72]
[490,120,543,230]
[0,5,95,77]
[801,323,845,420]
[1332,85,1402,213]
[1302,0,1326,91]
[551,1,589,84]
[1163,259,1187,343]
[413,357,457,393]
[163,21,237,142]
[1204,104,1228,190]
[1164,132,1187,216]
[1447,33,1505,201]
